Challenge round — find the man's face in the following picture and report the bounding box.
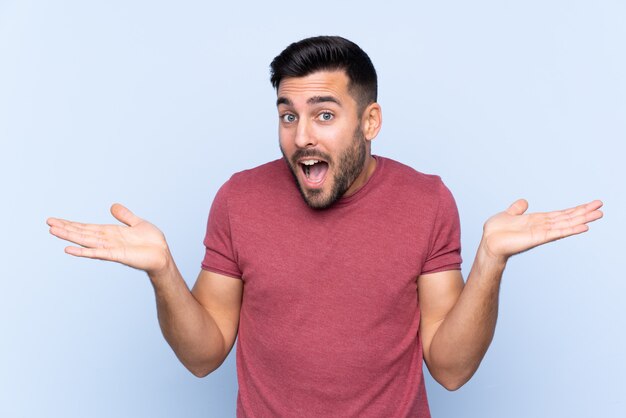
[277,70,372,209]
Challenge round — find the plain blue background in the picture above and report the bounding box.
[1,1,624,417]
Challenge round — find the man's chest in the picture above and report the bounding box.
[230,200,435,318]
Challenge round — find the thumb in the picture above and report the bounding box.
[506,199,529,216]
[110,203,142,226]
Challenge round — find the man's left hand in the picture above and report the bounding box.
[480,199,603,262]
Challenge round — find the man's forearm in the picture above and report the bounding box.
[149,256,227,377]
[424,199,602,390]
[427,243,506,390]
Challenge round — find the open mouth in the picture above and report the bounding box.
[300,159,329,185]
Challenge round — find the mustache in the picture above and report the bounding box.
[291,149,332,164]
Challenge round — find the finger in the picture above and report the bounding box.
[50,221,108,237]
[545,223,590,242]
[47,217,109,233]
[47,217,81,229]
[65,245,117,261]
[49,225,105,249]
[506,199,529,216]
[549,210,603,230]
[550,200,604,221]
[110,203,142,227]
[47,217,64,227]
[549,201,604,224]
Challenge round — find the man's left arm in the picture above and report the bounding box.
[419,199,603,391]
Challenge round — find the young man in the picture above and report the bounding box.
[47,36,603,417]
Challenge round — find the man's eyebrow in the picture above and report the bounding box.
[307,96,341,106]
[276,97,291,107]
[276,96,342,107]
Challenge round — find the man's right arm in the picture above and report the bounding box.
[47,203,242,377]
[151,264,242,377]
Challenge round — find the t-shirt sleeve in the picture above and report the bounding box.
[421,179,462,275]
[201,180,243,279]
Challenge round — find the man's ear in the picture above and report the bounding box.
[361,103,383,141]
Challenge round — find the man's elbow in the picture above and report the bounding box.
[188,365,212,378]
[186,361,221,378]
[183,354,227,378]
[438,375,470,392]
[431,367,476,391]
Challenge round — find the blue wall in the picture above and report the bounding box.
[1,1,624,417]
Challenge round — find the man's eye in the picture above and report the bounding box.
[318,112,333,121]
[282,114,296,123]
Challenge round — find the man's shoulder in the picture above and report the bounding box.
[226,159,290,188]
[217,159,296,205]
[377,156,447,196]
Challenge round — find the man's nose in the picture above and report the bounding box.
[294,121,316,149]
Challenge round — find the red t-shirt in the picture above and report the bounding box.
[202,156,462,417]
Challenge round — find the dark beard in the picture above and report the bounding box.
[281,127,368,210]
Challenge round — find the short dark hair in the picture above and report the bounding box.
[270,36,378,112]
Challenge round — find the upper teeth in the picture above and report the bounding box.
[302,160,319,166]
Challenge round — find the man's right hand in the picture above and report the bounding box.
[48,204,242,376]
[47,203,171,276]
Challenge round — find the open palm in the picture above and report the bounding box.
[47,204,170,274]
[481,199,603,260]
